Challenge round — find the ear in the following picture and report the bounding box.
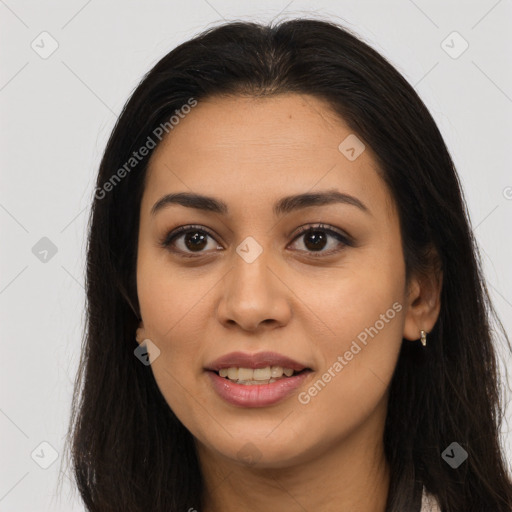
[403,249,443,341]
[135,321,147,346]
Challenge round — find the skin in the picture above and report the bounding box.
[135,93,442,512]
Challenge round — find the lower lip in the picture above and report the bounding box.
[206,370,312,408]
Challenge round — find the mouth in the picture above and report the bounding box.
[204,351,314,405]
[210,366,312,385]
[205,367,314,407]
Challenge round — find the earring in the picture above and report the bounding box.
[420,330,427,347]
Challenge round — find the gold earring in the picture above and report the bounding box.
[420,330,427,347]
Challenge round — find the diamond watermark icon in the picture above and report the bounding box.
[32,237,58,263]
[31,31,59,59]
[441,441,468,468]
[441,31,469,59]
[134,338,161,366]
[236,236,263,263]
[236,442,262,466]
[338,134,365,161]
[31,441,59,469]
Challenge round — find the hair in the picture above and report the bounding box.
[60,17,512,511]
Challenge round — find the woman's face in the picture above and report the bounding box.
[136,93,424,469]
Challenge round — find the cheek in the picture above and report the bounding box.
[136,255,209,425]
[297,248,405,410]
[298,301,403,439]
[302,249,405,345]
[136,252,204,390]
[137,245,212,338]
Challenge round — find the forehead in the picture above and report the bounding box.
[143,93,394,219]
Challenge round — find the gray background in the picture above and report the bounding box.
[1,1,511,510]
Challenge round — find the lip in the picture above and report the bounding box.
[206,369,313,408]
[204,351,312,372]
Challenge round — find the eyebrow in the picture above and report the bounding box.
[150,189,370,217]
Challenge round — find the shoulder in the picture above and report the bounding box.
[420,486,441,512]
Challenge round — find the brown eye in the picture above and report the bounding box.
[289,224,352,257]
[161,225,222,256]
[181,230,208,251]
[303,230,328,251]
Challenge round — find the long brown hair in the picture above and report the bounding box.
[60,18,512,511]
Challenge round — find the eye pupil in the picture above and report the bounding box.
[304,230,327,251]
[185,231,208,251]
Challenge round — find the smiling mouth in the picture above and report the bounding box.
[213,367,312,385]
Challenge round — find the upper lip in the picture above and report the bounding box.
[205,351,312,372]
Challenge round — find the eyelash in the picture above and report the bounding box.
[159,223,353,259]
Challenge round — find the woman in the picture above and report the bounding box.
[62,18,512,511]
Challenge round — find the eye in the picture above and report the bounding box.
[159,225,222,257]
[289,223,352,257]
[160,223,353,258]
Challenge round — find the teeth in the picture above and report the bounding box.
[270,366,283,378]
[218,366,299,382]
[227,367,238,380]
[238,367,253,381]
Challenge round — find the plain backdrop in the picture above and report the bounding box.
[1,1,511,510]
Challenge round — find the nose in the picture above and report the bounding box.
[216,248,292,332]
